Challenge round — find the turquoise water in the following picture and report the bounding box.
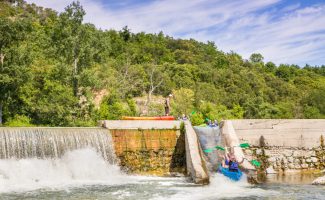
[0,149,324,200]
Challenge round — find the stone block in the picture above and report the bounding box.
[301,163,309,169]
[306,151,316,157]
[306,158,312,163]
[283,150,293,157]
[255,149,263,155]
[294,164,301,169]
[266,166,277,174]
[288,163,295,169]
[311,157,318,163]
[312,175,325,185]
[287,157,294,163]
[264,150,273,157]
[244,149,252,155]
[268,157,276,163]
[293,151,302,157]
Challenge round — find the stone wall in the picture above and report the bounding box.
[228,119,325,173]
[110,128,186,176]
[243,145,325,173]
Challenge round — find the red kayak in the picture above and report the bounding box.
[121,116,175,120]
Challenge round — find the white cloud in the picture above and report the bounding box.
[26,0,325,66]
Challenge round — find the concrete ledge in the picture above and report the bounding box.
[184,121,209,184]
[101,120,181,129]
[230,119,325,148]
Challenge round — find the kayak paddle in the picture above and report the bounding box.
[215,146,225,151]
[239,143,250,148]
[203,149,214,153]
[204,143,250,153]
[250,159,261,167]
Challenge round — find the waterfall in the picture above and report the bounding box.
[0,127,117,164]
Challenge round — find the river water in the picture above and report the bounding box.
[0,148,324,200]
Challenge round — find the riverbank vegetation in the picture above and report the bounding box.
[1,1,325,126]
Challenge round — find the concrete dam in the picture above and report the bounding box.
[0,119,324,188]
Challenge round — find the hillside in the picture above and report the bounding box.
[0,0,325,126]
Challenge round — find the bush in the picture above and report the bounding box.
[190,112,204,126]
[5,115,34,127]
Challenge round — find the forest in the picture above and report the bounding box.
[1,0,325,126]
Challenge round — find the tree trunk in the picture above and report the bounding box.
[73,58,78,96]
[0,52,5,69]
[0,103,3,125]
[146,90,153,115]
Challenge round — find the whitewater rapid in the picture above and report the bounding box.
[0,148,277,199]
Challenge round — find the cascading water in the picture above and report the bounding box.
[0,127,117,163]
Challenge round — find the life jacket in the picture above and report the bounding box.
[227,160,239,171]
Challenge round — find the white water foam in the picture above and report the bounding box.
[153,174,278,200]
[0,148,277,199]
[0,148,129,193]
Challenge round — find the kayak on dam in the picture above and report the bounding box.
[121,116,175,120]
[218,165,243,181]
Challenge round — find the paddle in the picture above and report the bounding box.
[239,143,250,148]
[203,143,261,167]
[215,146,225,151]
[203,149,214,153]
[250,159,261,167]
[204,143,249,152]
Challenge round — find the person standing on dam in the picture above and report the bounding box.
[164,94,172,116]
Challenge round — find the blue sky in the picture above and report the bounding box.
[26,0,325,66]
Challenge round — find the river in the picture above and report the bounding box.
[0,148,324,200]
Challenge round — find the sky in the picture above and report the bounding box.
[26,0,325,66]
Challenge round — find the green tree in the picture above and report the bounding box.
[171,88,195,116]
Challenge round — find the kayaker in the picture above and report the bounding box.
[222,149,244,172]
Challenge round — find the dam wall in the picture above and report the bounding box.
[101,120,185,176]
[102,120,209,184]
[227,119,325,172]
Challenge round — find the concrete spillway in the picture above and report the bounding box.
[0,127,117,164]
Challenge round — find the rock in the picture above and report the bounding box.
[312,175,325,185]
[288,163,295,169]
[305,158,312,163]
[294,164,301,169]
[245,149,252,155]
[283,150,293,157]
[311,157,318,163]
[306,151,316,157]
[255,149,263,155]
[293,151,302,158]
[301,164,308,169]
[287,157,294,163]
[268,157,276,163]
[294,158,300,164]
[266,166,277,174]
[264,150,273,157]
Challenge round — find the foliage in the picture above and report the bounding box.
[171,88,194,116]
[0,1,324,127]
[4,114,34,127]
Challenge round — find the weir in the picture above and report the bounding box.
[0,127,117,164]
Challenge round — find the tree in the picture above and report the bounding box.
[0,18,32,125]
[145,64,165,112]
[250,53,264,63]
[171,88,194,116]
[51,1,86,96]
